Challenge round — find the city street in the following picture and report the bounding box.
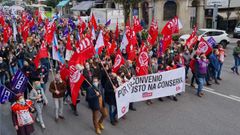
[1,38,240,135]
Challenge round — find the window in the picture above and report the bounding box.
[212,31,223,36]
[163,1,177,21]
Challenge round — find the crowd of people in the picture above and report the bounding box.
[0,10,240,135]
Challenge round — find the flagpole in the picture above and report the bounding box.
[47,57,58,92]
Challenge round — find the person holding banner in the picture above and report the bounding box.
[86,77,107,135]
[195,53,209,97]
[29,80,48,129]
[11,94,35,135]
[104,72,119,126]
[49,74,66,122]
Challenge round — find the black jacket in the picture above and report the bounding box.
[104,77,119,106]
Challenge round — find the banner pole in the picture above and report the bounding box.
[47,57,58,91]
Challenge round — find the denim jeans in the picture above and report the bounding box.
[35,103,44,125]
[197,77,206,95]
[17,59,24,69]
[0,75,6,85]
[108,105,117,122]
[9,66,18,76]
[217,62,223,78]
[54,98,64,119]
[232,55,240,73]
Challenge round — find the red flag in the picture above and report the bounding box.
[136,46,149,76]
[112,50,125,73]
[196,38,212,56]
[126,28,138,46]
[66,34,72,50]
[148,19,158,45]
[70,37,95,65]
[162,34,172,53]
[45,22,56,44]
[33,42,49,68]
[115,20,119,40]
[126,44,137,61]
[78,16,86,36]
[185,26,198,49]
[90,14,97,30]
[69,64,85,105]
[21,23,29,43]
[0,15,5,26]
[60,64,70,81]
[161,16,182,35]
[107,41,117,56]
[133,16,143,33]
[3,24,11,44]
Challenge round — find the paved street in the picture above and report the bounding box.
[1,38,240,135]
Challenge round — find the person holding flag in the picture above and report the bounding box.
[11,94,35,135]
[29,80,48,129]
[86,77,108,135]
[49,74,67,122]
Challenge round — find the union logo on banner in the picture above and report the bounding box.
[139,52,149,67]
[142,92,153,98]
[69,65,81,83]
[176,85,181,92]
[121,106,126,113]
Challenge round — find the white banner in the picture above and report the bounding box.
[115,67,185,118]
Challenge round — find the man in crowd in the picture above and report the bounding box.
[49,74,67,122]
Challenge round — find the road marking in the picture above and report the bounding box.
[186,83,240,103]
[229,95,240,100]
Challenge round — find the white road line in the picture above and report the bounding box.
[229,95,240,100]
[185,83,240,103]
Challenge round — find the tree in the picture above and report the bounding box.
[114,0,142,25]
[46,0,61,8]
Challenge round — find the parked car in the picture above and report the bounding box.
[179,29,230,48]
[233,22,240,38]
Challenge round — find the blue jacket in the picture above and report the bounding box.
[209,53,220,71]
[86,84,105,111]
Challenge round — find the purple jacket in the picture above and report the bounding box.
[195,59,209,78]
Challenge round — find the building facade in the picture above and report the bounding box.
[135,0,205,34]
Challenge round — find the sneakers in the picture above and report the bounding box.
[98,122,104,130]
[95,128,101,135]
[231,67,235,72]
[41,123,46,129]
[215,80,220,85]
[217,77,222,80]
[36,117,40,123]
[74,111,79,116]
[59,116,65,120]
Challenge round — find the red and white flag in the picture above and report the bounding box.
[33,41,49,68]
[90,14,97,30]
[162,34,172,53]
[112,50,125,73]
[161,16,182,35]
[69,63,85,105]
[148,19,158,45]
[196,38,213,56]
[3,24,12,44]
[133,16,143,33]
[136,47,149,76]
[185,26,198,49]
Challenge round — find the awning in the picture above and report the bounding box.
[56,0,70,7]
[218,11,238,20]
[70,1,95,11]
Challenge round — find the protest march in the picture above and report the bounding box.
[0,5,238,135]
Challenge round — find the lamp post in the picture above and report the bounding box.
[226,0,231,32]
